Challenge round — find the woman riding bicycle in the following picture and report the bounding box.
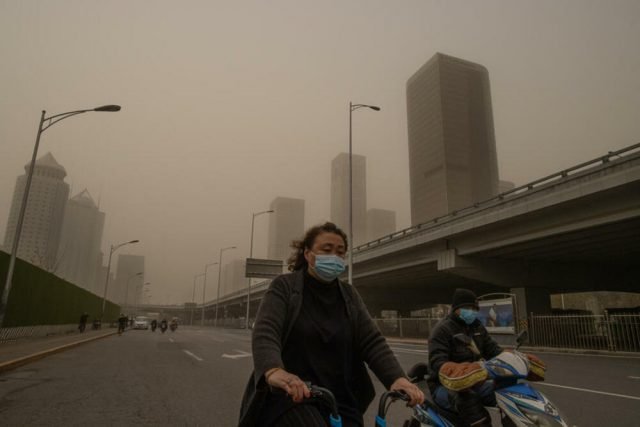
[239,222,423,427]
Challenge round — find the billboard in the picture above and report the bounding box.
[477,297,515,334]
[245,258,284,279]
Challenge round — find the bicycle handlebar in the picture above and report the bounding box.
[305,383,341,422]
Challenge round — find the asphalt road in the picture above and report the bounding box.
[0,327,638,426]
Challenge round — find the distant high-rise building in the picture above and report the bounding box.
[3,153,70,270]
[57,189,105,294]
[331,153,367,246]
[499,180,516,194]
[366,209,396,242]
[114,254,144,305]
[407,53,499,225]
[267,197,305,262]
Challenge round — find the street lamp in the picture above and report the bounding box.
[192,273,205,326]
[214,246,236,327]
[202,262,219,326]
[0,104,121,326]
[101,239,139,319]
[245,209,274,329]
[348,102,380,285]
[125,272,143,307]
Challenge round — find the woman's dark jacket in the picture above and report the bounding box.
[238,269,405,427]
[427,314,502,392]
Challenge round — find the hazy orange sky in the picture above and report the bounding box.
[1,0,639,304]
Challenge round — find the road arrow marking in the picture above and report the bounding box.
[183,350,203,362]
[537,382,640,401]
[222,350,252,359]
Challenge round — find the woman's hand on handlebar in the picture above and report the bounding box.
[265,368,311,402]
[390,377,424,407]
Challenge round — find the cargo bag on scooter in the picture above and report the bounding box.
[438,361,488,392]
[526,353,546,381]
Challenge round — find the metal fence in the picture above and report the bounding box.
[0,324,78,343]
[373,317,441,340]
[529,314,640,352]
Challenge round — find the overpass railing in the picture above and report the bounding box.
[355,142,640,253]
[529,313,640,353]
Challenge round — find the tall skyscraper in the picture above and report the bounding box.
[331,152,367,246]
[406,53,499,225]
[366,208,396,242]
[57,189,105,294]
[267,197,305,262]
[114,254,144,305]
[3,152,70,270]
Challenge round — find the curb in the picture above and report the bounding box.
[0,331,118,374]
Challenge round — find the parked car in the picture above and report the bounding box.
[133,316,150,330]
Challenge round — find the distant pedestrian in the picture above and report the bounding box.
[78,312,89,333]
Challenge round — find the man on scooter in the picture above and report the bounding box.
[427,289,502,427]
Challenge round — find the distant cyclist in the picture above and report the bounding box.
[117,313,128,335]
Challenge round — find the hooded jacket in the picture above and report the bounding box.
[238,269,405,427]
[427,313,502,392]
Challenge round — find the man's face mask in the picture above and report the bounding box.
[459,308,478,325]
[312,253,345,282]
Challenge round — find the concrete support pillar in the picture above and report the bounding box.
[511,287,551,331]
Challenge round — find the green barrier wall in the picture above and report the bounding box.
[0,250,120,327]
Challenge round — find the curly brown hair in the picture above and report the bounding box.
[287,222,348,271]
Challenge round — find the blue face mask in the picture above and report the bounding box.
[312,254,345,282]
[459,308,478,325]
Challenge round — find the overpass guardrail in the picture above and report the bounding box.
[355,142,640,253]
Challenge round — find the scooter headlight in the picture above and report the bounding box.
[519,406,565,427]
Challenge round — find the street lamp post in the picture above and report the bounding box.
[192,273,205,326]
[202,262,219,326]
[214,246,236,327]
[0,105,121,326]
[348,102,380,285]
[245,210,273,329]
[125,272,143,307]
[101,239,139,319]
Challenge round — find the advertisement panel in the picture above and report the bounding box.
[477,297,515,334]
[245,258,284,279]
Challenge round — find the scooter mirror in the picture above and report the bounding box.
[516,330,529,347]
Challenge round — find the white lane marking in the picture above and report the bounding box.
[169,338,174,343]
[537,382,640,401]
[222,350,252,359]
[390,346,428,355]
[522,350,640,360]
[629,376,640,380]
[183,350,204,362]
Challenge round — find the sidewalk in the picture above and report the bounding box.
[0,328,117,374]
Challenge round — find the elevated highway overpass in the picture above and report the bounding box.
[141,143,640,324]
